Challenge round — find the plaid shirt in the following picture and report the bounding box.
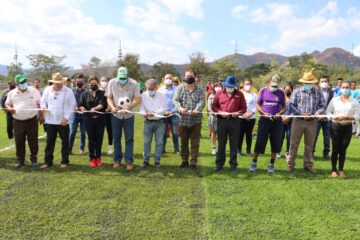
[289,87,325,115]
[173,84,205,127]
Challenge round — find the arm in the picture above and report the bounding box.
[289,90,301,115]
[315,91,326,115]
[211,93,220,113]
[4,91,16,114]
[194,89,205,112]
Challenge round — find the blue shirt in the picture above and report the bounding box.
[159,85,177,112]
[73,88,88,105]
[351,89,360,103]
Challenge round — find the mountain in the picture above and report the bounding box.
[0,65,8,76]
[311,47,360,67]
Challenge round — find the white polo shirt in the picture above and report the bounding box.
[5,86,41,121]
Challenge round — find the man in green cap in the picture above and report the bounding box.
[5,74,44,168]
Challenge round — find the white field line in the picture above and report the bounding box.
[0,135,46,153]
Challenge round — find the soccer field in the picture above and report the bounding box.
[0,113,359,239]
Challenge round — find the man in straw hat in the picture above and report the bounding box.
[287,69,325,173]
[40,72,77,169]
[5,74,44,168]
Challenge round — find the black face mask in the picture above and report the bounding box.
[90,84,98,91]
[185,76,195,84]
[285,91,292,97]
[77,82,84,88]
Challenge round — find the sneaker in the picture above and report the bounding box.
[174,151,180,155]
[214,165,223,172]
[323,155,330,161]
[32,162,39,169]
[90,159,97,168]
[285,152,290,158]
[249,162,257,173]
[40,164,50,169]
[15,162,24,168]
[154,162,160,168]
[230,166,239,173]
[60,164,68,169]
[141,161,150,168]
[246,151,252,157]
[108,145,113,155]
[304,166,316,174]
[179,161,189,168]
[79,149,85,154]
[126,163,134,171]
[276,153,282,158]
[338,171,346,178]
[113,162,121,169]
[190,164,197,170]
[287,165,294,173]
[211,148,217,155]
[268,163,275,174]
[96,157,102,167]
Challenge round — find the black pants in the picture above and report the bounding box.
[84,116,106,160]
[238,118,255,153]
[44,124,70,166]
[6,112,14,139]
[330,123,352,171]
[279,120,292,154]
[254,117,282,154]
[105,114,113,145]
[13,117,38,164]
[216,117,240,167]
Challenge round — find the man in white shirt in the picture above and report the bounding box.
[40,72,77,169]
[139,78,168,168]
[5,74,44,168]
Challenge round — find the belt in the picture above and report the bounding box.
[146,118,164,122]
[332,121,352,126]
[297,118,315,121]
[14,116,37,122]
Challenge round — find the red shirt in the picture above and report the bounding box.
[212,89,247,114]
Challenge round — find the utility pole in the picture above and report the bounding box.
[234,40,238,78]
[118,40,123,65]
[349,43,354,81]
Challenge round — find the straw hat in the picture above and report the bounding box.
[299,69,318,84]
[49,72,66,83]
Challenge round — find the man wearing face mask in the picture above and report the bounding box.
[1,81,17,139]
[69,73,87,155]
[6,75,44,168]
[287,69,325,173]
[312,75,333,160]
[212,76,247,172]
[159,74,180,154]
[106,67,141,171]
[173,70,205,170]
[139,78,167,168]
[99,76,113,154]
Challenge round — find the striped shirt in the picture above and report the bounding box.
[289,87,325,115]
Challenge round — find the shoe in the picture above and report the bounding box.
[249,162,257,173]
[174,151,180,155]
[338,171,347,178]
[154,162,160,168]
[304,166,316,174]
[230,166,239,173]
[126,163,134,171]
[268,163,275,174]
[32,162,39,169]
[179,161,189,168]
[246,151,252,157]
[108,145,113,155]
[237,151,242,157]
[287,166,294,173]
[96,157,102,167]
[330,171,338,177]
[79,149,85,154]
[90,159,97,168]
[15,162,24,168]
[285,152,289,158]
[323,155,330,161]
[214,165,223,172]
[141,161,150,168]
[276,153,282,158]
[190,164,197,170]
[60,164,68,169]
[113,162,121,169]
[40,164,50,169]
[211,148,217,155]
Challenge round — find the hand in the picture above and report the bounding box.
[79,107,86,112]
[38,115,45,125]
[122,104,132,111]
[146,112,154,118]
[231,112,240,118]
[220,112,229,118]
[274,113,282,120]
[282,115,290,124]
[303,113,311,121]
[165,111,173,116]
[332,115,345,121]
[90,108,96,113]
[190,110,199,116]
[7,108,16,115]
[179,108,188,115]
[60,118,68,126]
[111,106,118,113]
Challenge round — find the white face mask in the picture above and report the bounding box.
[100,82,108,89]
[244,85,251,91]
[319,82,328,89]
[164,79,173,85]
[269,86,278,92]
[214,87,221,92]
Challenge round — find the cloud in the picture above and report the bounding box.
[158,0,204,19]
[231,5,249,19]
[250,3,293,23]
[354,45,360,57]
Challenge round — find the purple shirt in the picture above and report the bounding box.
[257,88,285,115]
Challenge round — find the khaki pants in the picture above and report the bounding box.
[179,123,201,165]
[287,118,317,168]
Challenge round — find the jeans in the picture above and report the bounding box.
[162,115,179,152]
[69,113,86,151]
[313,119,331,156]
[112,116,134,163]
[279,120,292,154]
[143,120,166,163]
[44,124,70,166]
[84,116,106,160]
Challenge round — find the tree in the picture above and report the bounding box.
[117,53,142,80]
[210,58,240,81]
[6,52,23,81]
[184,52,211,79]
[27,54,68,83]
[151,62,177,81]
[89,56,101,68]
[243,63,272,79]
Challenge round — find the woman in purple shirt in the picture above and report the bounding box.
[249,74,285,174]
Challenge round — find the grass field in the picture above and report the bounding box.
[0,112,360,239]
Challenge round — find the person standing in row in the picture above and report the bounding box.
[326,81,360,178]
[79,76,106,168]
[238,78,257,157]
[1,81,16,139]
[5,75,44,168]
[99,76,113,154]
[249,74,285,174]
[139,78,167,168]
[207,82,221,155]
[287,69,325,173]
[40,73,77,169]
[106,67,141,171]
[159,74,179,154]
[173,70,205,170]
[212,76,247,172]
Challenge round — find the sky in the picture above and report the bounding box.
[1,0,360,68]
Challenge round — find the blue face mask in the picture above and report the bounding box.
[303,84,314,91]
[226,87,235,93]
[148,90,156,97]
[19,82,28,90]
[340,89,351,96]
[118,79,128,85]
